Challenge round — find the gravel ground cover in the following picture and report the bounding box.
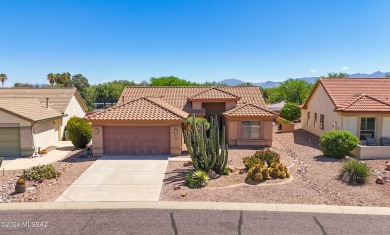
[160,124,390,206]
[0,149,98,203]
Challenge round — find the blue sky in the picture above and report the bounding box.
[0,0,389,85]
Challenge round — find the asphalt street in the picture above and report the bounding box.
[0,209,389,234]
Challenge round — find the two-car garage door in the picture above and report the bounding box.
[0,127,20,157]
[103,126,170,155]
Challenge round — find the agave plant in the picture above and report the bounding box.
[185,170,209,189]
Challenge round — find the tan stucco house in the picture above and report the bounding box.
[0,88,87,156]
[87,86,276,156]
[301,78,390,159]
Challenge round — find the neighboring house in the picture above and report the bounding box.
[267,101,285,113]
[301,78,390,159]
[87,86,277,156]
[0,88,87,156]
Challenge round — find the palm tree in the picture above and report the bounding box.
[0,73,7,88]
[47,73,56,86]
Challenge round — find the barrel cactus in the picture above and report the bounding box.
[254,173,263,182]
[279,171,287,179]
[184,115,229,174]
[270,168,281,178]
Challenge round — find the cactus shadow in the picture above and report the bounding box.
[313,155,340,163]
[163,168,189,185]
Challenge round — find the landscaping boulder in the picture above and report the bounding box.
[376,177,385,184]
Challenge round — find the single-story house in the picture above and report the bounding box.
[0,88,87,156]
[300,78,390,159]
[86,86,277,156]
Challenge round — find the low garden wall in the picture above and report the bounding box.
[351,145,390,160]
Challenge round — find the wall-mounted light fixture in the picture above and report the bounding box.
[174,129,178,135]
[94,128,100,134]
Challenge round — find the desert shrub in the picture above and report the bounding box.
[66,117,92,148]
[243,156,264,169]
[340,159,370,185]
[280,102,301,121]
[277,119,291,130]
[22,164,60,180]
[319,130,359,158]
[185,117,210,130]
[253,149,280,166]
[185,170,209,188]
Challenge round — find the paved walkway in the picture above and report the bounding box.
[56,155,169,202]
[1,141,74,170]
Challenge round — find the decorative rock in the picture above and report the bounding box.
[181,192,187,197]
[26,187,36,192]
[173,185,181,190]
[341,173,350,183]
[208,170,217,179]
[376,177,385,184]
[228,166,238,173]
[38,178,44,183]
[386,161,390,171]
[239,169,246,174]
[183,161,193,167]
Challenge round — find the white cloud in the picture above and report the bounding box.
[310,69,317,73]
[341,67,349,71]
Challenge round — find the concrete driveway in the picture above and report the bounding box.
[56,155,169,202]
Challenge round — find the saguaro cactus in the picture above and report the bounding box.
[184,115,228,174]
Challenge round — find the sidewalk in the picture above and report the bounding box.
[1,141,74,170]
[1,201,389,215]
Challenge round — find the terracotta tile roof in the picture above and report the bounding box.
[0,99,63,122]
[188,87,241,100]
[119,86,268,111]
[303,78,390,112]
[223,104,277,117]
[0,88,87,112]
[335,94,390,112]
[86,97,189,121]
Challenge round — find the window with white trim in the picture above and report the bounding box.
[360,117,375,140]
[314,113,317,127]
[320,114,325,130]
[307,112,310,125]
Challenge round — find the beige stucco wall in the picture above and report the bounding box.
[225,101,236,111]
[62,95,86,139]
[170,125,182,156]
[340,112,390,144]
[351,145,390,160]
[0,110,31,126]
[91,126,104,155]
[226,117,273,147]
[34,119,58,150]
[301,84,342,136]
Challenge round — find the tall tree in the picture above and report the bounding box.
[322,72,348,78]
[71,74,90,98]
[47,73,56,86]
[149,76,196,86]
[0,73,8,88]
[55,72,72,87]
[265,79,314,104]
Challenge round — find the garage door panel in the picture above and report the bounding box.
[103,126,170,155]
[0,127,20,156]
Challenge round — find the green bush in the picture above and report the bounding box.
[185,117,210,130]
[66,117,92,148]
[280,102,301,121]
[340,159,370,185]
[319,130,359,158]
[253,149,280,166]
[22,164,60,180]
[185,170,209,188]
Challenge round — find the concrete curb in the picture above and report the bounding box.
[1,201,389,215]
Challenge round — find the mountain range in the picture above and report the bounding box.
[217,71,390,88]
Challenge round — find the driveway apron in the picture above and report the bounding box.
[56,155,169,202]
